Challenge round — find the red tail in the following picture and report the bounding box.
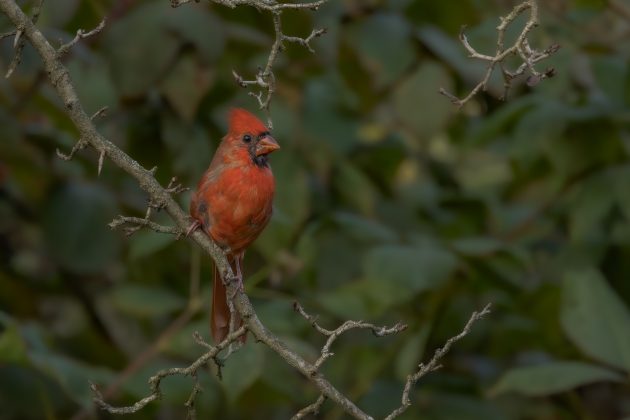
[211,258,245,343]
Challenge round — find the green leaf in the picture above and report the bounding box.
[451,236,503,256]
[221,343,264,403]
[417,26,487,87]
[128,230,175,260]
[320,241,457,318]
[490,361,623,397]
[43,183,120,274]
[39,0,79,27]
[162,117,213,180]
[160,54,213,121]
[30,352,114,408]
[254,150,310,258]
[0,326,28,365]
[108,284,185,318]
[162,320,208,359]
[164,4,226,63]
[333,161,378,216]
[303,74,360,154]
[363,242,458,294]
[103,2,180,97]
[395,324,431,381]
[332,212,398,244]
[67,56,118,115]
[393,60,454,139]
[561,268,630,371]
[567,170,617,243]
[346,13,414,88]
[319,279,388,319]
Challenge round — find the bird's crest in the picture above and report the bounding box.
[228,108,268,135]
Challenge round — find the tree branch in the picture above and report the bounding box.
[91,326,249,416]
[440,0,559,107]
[384,303,492,420]
[291,394,326,420]
[57,18,106,57]
[0,1,371,418]
[294,302,407,374]
[172,0,329,127]
[4,0,43,78]
[0,1,493,418]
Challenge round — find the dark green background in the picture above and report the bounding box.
[1,0,629,418]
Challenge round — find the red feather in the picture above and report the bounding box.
[190,108,279,343]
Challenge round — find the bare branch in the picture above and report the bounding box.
[0,1,495,419]
[283,27,327,53]
[91,106,109,120]
[172,0,329,12]
[294,302,407,373]
[0,29,15,40]
[5,0,43,78]
[0,2,373,417]
[92,326,248,415]
[441,0,559,107]
[57,18,106,57]
[384,304,492,420]
[56,139,88,161]
[165,176,190,195]
[174,0,330,127]
[291,394,326,420]
[108,215,183,237]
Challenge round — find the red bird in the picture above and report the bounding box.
[189,108,280,343]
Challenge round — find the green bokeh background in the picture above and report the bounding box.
[1,0,630,418]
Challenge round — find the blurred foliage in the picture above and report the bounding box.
[1,0,630,418]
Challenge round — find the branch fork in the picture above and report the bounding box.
[440,0,559,107]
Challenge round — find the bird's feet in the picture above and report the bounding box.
[185,219,202,237]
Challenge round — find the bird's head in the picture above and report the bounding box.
[224,108,280,167]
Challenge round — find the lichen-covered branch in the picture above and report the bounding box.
[440,0,559,106]
[172,0,329,127]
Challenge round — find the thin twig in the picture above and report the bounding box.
[0,1,373,417]
[5,0,43,78]
[91,326,248,414]
[384,304,492,420]
[440,0,559,106]
[108,215,183,237]
[57,18,106,57]
[173,0,329,127]
[291,394,326,420]
[294,302,407,374]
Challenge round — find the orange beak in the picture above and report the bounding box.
[255,134,280,156]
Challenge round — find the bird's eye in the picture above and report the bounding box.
[243,134,252,143]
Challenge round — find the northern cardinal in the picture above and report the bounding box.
[189,108,280,343]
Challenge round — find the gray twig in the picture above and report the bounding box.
[440,0,559,106]
[0,1,372,417]
[384,303,492,420]
[5,0,44,78]
[294,302,407,374]
[291,394,326,420]
[108,215,183,237]
[57,18,106,57]
[91,326,248,415]
[0,1,495,419]
[174,0,329,127]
